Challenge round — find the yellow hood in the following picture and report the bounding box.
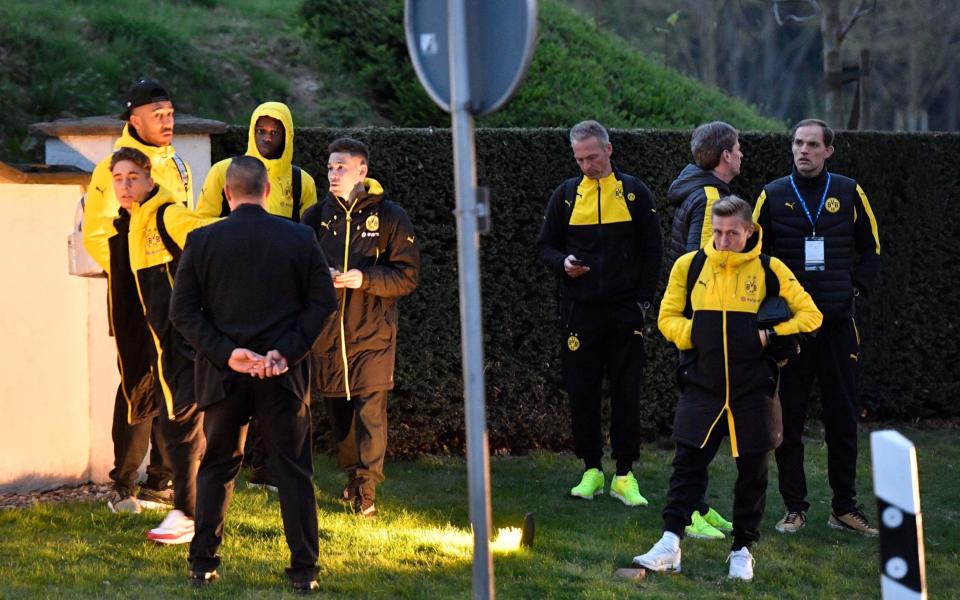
[246,102,295,204]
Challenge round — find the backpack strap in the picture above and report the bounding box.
[683,248,708,319]
[291,166,302,222]
[155,203,183,262]
[760,253,779,297]
[170,154,190,198]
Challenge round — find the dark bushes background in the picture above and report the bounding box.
[212,128,960,455]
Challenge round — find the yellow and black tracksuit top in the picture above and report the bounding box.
[659,225,823,456]
[128,185,219,418]
[195,101,317,221]
[537,169,662,304]
[754,167,880,321]
[83,124,193,274]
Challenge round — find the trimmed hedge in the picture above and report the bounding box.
[212,128,960,455]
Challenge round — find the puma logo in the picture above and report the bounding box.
[697,280,707,288]
[406,236,415,244]
[849,353,859,361]
[320,221,331,230]
[633,330,643,336]
[564,199,572,207]
[784,202,795,210]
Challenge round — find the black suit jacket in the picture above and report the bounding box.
[170,203,337,408]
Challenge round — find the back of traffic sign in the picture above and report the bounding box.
[404,0,537,116]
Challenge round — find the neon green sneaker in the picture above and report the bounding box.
[703,506,733,533]
[570,468,605,499]
[609,472,648,507]
[685,510,725,539]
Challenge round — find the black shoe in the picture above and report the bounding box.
[137,485,174,510]
[188,569,218,587]
[292,579,320,595]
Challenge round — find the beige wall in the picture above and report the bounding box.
[0,183,118,492]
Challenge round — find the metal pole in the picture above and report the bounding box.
[448,1,494,598]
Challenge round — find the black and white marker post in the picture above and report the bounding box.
[870,430,927,600]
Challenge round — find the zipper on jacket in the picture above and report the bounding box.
[338,196,360,401]
[698,262,741,457]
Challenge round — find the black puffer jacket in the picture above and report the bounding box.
[301,178,420,398]
[667,164,731,264]
[754,166,881,321]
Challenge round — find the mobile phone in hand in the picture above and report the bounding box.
[570,259,587,267]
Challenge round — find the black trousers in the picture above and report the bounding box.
[662,420,769,551]
[560,299,645,469]
[775,318,860,515]
[243,420,274,484]
[189,379,318,582]
[156,402,205,516]
[326,389,389,493]
[109,384,170,492]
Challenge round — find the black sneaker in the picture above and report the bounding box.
[247,471,279,493]
[188,569,218,587]
[137,485,174,510]
[292,579,320,595]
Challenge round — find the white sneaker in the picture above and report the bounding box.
[146,509,195,545]
[727,547,755,581]
[632,533,682,572]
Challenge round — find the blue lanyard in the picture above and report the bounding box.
[789,172,831,236]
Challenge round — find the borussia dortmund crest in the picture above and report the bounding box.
[615,184,624,200]
[825,197,841,213]
[627,192,636,202]
[744,276,758,296]
[567,334,581,352]
[366,214,380,232]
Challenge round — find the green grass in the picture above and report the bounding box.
[1,426,956,598]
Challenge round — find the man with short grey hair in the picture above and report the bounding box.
[668,121,742,262]
[538,120,662,507]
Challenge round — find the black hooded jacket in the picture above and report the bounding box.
[667,163,731,264]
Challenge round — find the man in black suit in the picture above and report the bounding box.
[170,156,337,594]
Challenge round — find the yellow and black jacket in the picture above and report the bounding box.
[538,168,662,304]
[195,101,317,221]
[301,178,420,399]
[129,185,219,418]
[83,124,192,274]
[667,163,731,263]
[659,225,822,456]
[754,167,880,320]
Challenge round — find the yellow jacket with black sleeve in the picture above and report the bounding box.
[195,101,317,221]
[537,168,662,305]
[128,184,219,418]
[658,225,822,457]
[82,124,192,274]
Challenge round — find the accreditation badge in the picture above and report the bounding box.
[804,236,825,271]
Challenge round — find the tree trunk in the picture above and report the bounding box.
[821,0,844,126]
[696,0,720,88]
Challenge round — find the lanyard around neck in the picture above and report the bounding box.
[789,172,831,236]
